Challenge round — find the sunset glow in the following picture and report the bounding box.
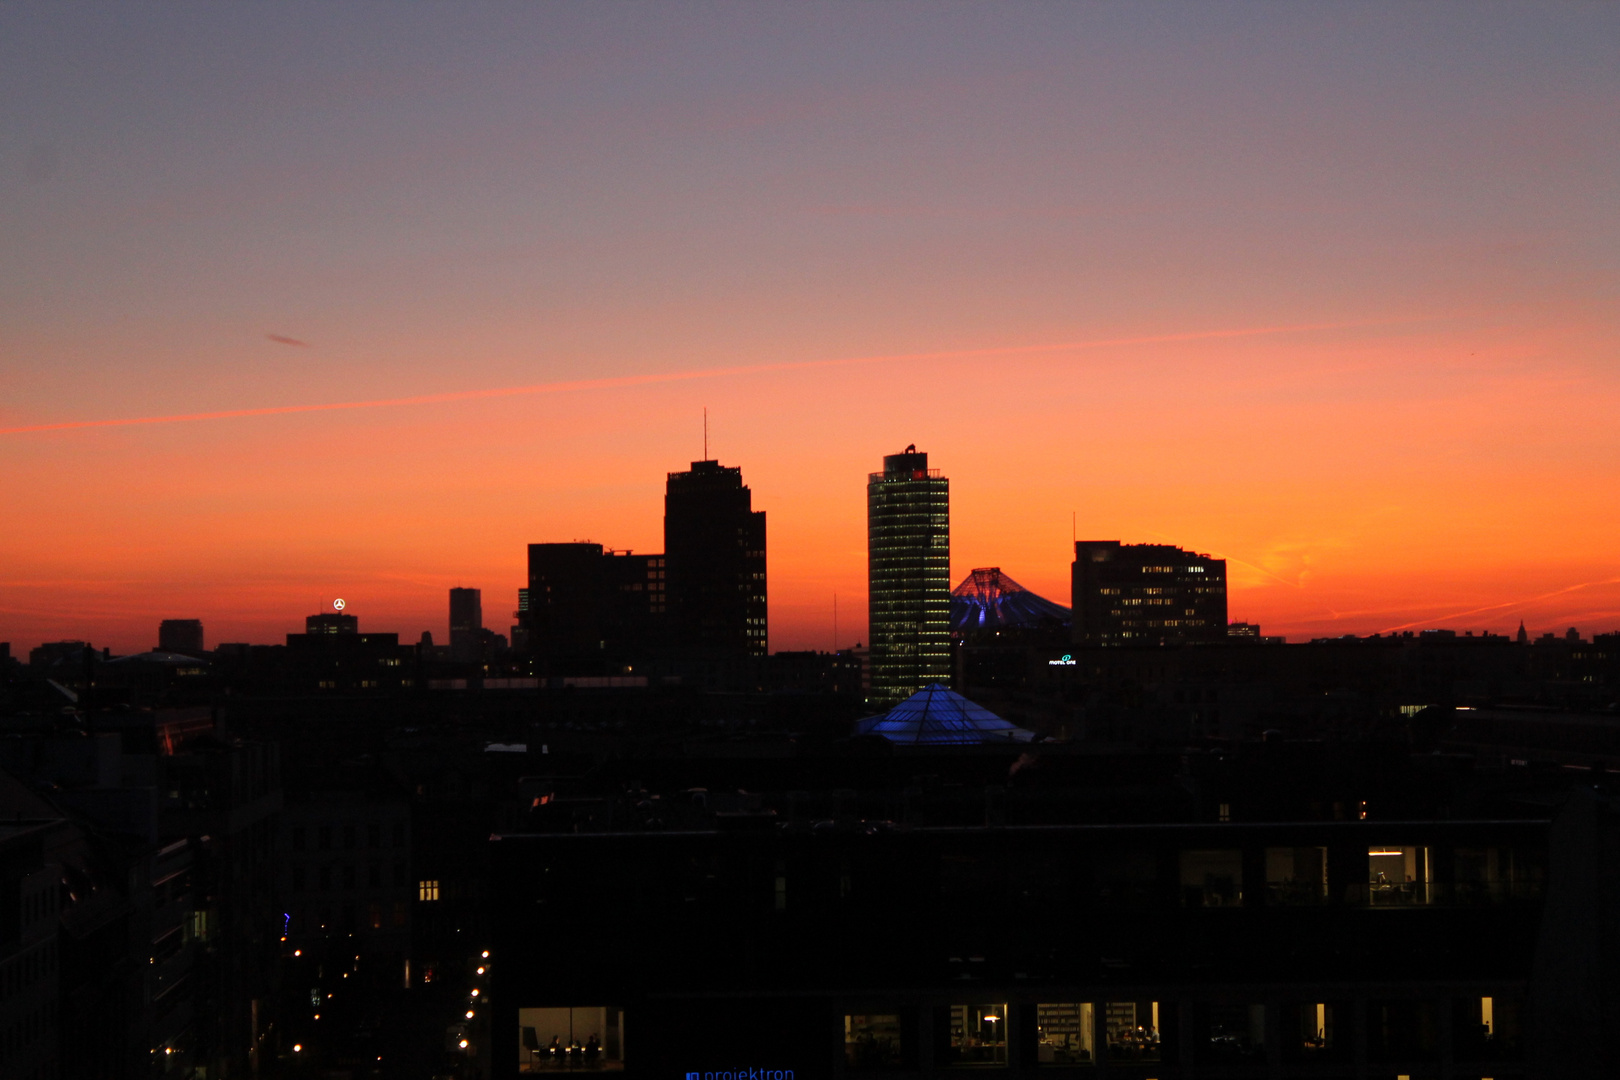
[2,4,1616,654]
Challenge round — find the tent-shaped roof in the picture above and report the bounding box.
[951,567,1071,634]
[855,684,1035,746]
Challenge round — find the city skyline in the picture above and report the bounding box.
[3,4,1618,654]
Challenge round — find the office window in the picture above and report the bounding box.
[1454,996,1523,1062]
[1367,846,1431,905]
[845,1014,903,1071]
[1036,1003,1094,1066]
[1266,847,1328,905]
[945,1004,1008,1067]
[517,1006,624,1073]
[1198,1003,1264,1063]
[1368,1000,1438,1062]
[418,879,439,902]
[1180,850,1243,907]
[1105,1002,1160,1062]
[1282,1002,1343,1061]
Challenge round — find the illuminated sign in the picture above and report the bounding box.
[686,1072,795,1080]
[333,598,347,611]
[1048,654,1076,666]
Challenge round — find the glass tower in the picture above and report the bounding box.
[867,446,950,706]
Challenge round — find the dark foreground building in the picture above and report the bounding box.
[490,754,1620,1080]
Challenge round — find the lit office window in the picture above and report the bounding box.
[418,879,439,902]
[844,1014,903,1071]
[1366,847,1431,905]
[1035,1003,1094,1065]
[946,1004,1008,1067]
[1266,847,1329,905]
[1105,1002,1160,1062]
[1180,850,1243,906]
[518,1006,624,1073]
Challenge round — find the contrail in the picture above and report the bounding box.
[1377,576,1620,634]
[0,319,1372,437]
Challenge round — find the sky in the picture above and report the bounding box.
[2,3,1617,655]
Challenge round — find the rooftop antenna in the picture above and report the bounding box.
[703,407,708,461]
[833,593,838,653]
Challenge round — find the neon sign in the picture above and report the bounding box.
[1048,654,1075,666]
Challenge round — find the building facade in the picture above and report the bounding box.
[664,460,767,660]
[1071,541,1228,646]
[867,447,950,705]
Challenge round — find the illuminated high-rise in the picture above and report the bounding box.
[867,446,950,706]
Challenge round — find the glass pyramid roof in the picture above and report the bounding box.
[855,683,1035,745]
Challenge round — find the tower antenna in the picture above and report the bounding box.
[833,592,838,652]
[703,407,708,460]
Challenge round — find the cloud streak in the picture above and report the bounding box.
[1,318,1386,437]
[266,333,311,347]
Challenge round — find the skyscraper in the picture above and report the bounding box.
[867,446,950,706]
[1071,541,1228,645]
[664,459,767,661]
[449,587,483,663]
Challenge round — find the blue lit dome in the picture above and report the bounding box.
[855,684,1035,745]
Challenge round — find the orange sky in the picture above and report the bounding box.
[2,6,1617,654]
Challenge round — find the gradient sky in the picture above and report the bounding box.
[2,3,1617,654]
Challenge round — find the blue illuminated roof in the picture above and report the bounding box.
[855,684,1035,745]
[950,567,1070,634]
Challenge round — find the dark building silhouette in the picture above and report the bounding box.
[449,587,483,663]
[305,611,358,635]
[868,447,950,705]
[1071,541,1228,646]
[521,543,666,675]
[663,459,766,661]
[158,618,205,655]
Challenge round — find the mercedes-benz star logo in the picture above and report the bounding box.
[333,598,346,611]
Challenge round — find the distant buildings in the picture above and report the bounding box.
[158,618,204,655]
[867,446,950,706]
[1071,541,1228,646]
[664,459,767,660]
[521,543,666,675]
[449,587,483,663]
[305,610,358,635]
